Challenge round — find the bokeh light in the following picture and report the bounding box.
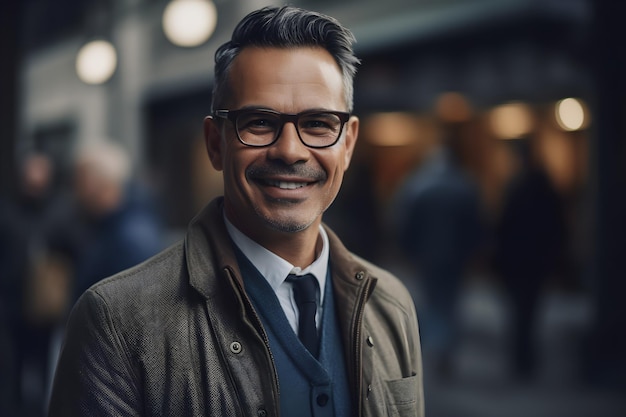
[489,102,534,139]
[75,40,118,85]
[162,0,217,47]
[435,92,473,123]
[555,97,588,131]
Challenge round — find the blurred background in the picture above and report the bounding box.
[1,0,625,416]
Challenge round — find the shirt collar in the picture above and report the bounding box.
[224,215,329,302]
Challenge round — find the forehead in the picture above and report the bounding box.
[227,46,346,111]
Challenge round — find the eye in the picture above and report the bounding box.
[299,113,341,134]
[238,112,279,132]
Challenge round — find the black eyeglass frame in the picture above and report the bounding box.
[213,108,351,149]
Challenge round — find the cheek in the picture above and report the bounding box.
[222,147,256,187]
[324,148,349,177]
[320,153,349,197]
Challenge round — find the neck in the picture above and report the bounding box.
[258,227,322,268]
[227,214,322,268]
[274,228,322,268]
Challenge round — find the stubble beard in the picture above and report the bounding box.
[253,200,317,234]
[252,190,339,235]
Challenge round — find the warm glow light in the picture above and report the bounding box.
[489,102,534,140]
[555,98,588,131]
[162,0,217,47]
[435,92,472,123]
[364,112,421,146]
[75,40,117,85]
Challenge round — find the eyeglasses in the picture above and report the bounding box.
[213,108,351,148]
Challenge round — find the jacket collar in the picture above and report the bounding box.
[185,197,377,302]
[185,197,242,300]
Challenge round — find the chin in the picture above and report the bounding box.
[257,210,315,234]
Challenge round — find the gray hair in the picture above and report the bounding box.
[74,140,131,186]
[211,6,360,113]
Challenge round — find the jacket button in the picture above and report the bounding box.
[366,336,374,347]
[316,393,329,406]
[355,271,365,280]
[230,341,242,354]
[257,408,267,417]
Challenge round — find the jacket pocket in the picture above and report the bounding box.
[383,375,420,417]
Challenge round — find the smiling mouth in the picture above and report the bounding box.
[264,179,310,189]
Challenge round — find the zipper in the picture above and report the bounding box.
[352,277,374,416]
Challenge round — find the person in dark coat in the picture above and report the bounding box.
[392,138,485,377]
[494,139,567,380]
[70,140,164,302]
[0,152,80,417]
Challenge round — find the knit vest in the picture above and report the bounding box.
[236,249,352,417]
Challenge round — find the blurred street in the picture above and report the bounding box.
[421,279,626,417]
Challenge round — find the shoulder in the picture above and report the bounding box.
[353,253,416,313]
[84,241,186,315]
[66,239,201,358]
[325,224,415,313]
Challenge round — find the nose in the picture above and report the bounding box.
[266,121,310,164]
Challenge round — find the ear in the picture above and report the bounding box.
[204,116,224,171]
[342,115,359,170]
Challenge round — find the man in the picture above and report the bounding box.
[49,6,423,417]
[0,151,83,417]
[70,140,164,302]
[391,133,485,379]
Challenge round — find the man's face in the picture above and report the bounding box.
[204,47,358,243]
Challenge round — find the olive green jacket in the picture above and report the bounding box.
[49,198,424,417]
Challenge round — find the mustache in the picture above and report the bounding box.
[246,162,327,181]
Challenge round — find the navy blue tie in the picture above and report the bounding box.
[288,274,319,357]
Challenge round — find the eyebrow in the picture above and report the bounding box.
[228,106,346,114]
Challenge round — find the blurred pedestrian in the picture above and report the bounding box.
[391,132,485,377]
[0,151,79,417]
[70,140,164,302]
[494,138,567,381]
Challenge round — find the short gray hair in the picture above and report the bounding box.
[211,6,360,113]
[74,140,131,186]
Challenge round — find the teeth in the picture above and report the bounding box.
[267,180,307,189]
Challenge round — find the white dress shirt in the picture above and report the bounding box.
[224,217,329,333]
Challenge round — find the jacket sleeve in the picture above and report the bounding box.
[48,289,142,417]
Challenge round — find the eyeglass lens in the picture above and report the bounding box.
[235,111,344,147]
